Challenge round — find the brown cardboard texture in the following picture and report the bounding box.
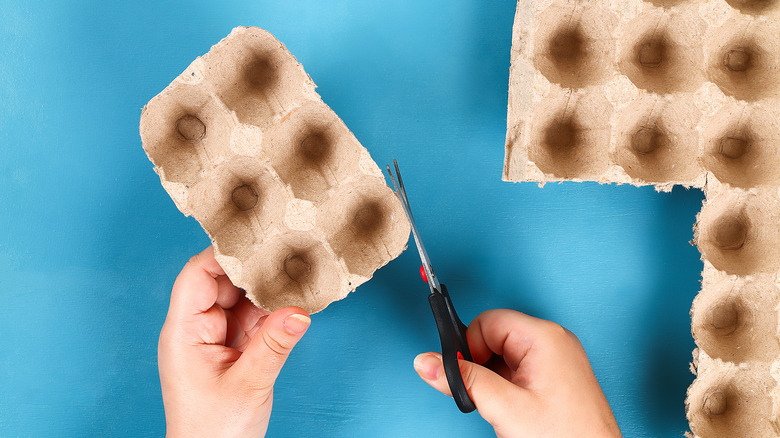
[503,0,780,434]
[140,27,410,314]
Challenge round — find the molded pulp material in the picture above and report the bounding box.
[503,0,780,435]
[141,27,410,314]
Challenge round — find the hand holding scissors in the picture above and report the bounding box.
[386,160,476,413]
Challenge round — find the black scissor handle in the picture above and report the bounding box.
[428,283,477,413]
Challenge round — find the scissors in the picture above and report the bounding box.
[386,160,476,414]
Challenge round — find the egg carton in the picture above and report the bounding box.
[140,27,410,314]
[502,0,780,435]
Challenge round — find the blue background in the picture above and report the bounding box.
[0,0,705,436]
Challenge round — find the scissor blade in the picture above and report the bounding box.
[386,160,441,293]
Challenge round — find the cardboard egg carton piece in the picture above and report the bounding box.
[140,27,410,314]
[502,0,780,435]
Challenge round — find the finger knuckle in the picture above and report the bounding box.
[461,363,479,390]
[563,327,581,343]
[158,323,170,344]
[480,308,512,320]
[244,382,274,405]
[542,321,583,349]
[543,320,568,339]
[262,329,292,357]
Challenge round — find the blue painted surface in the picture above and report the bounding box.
[0,1,705,436]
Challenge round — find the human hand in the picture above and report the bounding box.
[413,309,621,438]
[158,246,311,437]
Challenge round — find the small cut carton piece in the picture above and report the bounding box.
[140,27,410,314]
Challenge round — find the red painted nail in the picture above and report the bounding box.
[420,265,428,283]
[457,351,464,360]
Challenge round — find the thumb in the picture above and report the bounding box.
[413,352,531,423]
[232,307,310,393]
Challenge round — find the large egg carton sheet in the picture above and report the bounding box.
[140,27,410,314]
[503,0,780,435]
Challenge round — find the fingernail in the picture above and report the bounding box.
[283,313,311,335]
[413,353,442,381]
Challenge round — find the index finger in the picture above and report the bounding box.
[466,309,556,371]
[169,246,224,317]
